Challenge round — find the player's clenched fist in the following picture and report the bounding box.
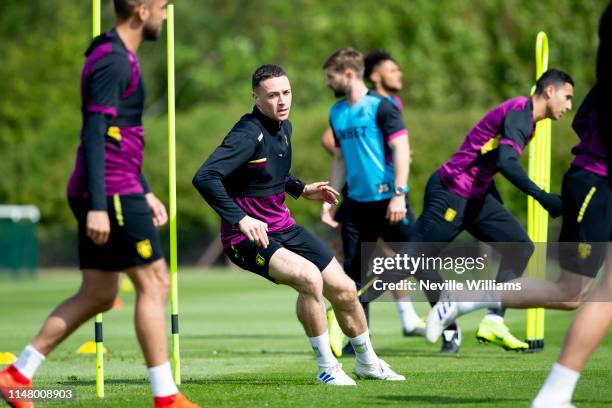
[238,215,269,248]
[86,210,110,246]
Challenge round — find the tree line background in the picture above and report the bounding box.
[0,0,607,265]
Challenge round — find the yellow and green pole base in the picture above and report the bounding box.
[525,31,550,353]
[95,314,105,397]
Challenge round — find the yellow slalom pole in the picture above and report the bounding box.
[91,0,105,396]
[525,32,550,352]
[95,314,104,398]
[167,0,181,385]
[92,0,101,38]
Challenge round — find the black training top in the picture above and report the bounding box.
[67,28,150,211]
[193,107,305,248]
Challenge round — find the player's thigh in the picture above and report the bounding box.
[341,210,361,272]
[556,269,594,300]
[224,237,283,284]
[343,201,388,280]
[468,193,530,243]
[278,225,335,275]
[125,258,169,294]
[412,172,465,242]
[321,257,357,300]
[80,269,121,304]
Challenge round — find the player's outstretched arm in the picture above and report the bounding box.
[496,144,562,217]
[321,148,346,228]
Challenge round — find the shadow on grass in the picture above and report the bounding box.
[184,349,312,356]
[61,378,148,387]
[377,395,612,406]
[376,395,526,405]
[185,378,314,386]
[182,333,302,340]
[372,347,534,359]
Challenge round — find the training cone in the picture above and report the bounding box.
[120,278,134,293]
[112,298,123,309]
[77,341,107,354]
[0,352,17,365]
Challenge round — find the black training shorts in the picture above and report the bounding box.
[224,225,334,283]
[559,166,612,277]
[69,194,164,271]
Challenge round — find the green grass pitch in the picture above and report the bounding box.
[1,270,611,407]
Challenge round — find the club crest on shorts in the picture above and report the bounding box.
[136,239,153,259]
[578,243,591,259]
[444,208,457,222]
[255,253,265,267]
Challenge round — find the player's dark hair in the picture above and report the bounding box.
[596,3,612,182]
[113,0,152,20]
[323,48,364,78]
[252,64,287,89]
[535,69,574,94]
[364,50,395,81]
[597,2,611,84]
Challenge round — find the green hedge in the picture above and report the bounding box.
[0,0,605,242]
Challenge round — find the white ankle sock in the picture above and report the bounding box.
[457,299,501,315]
[483,313,504,324]
[148,362,178,398]
[308,331,337,368]
[532,363,579,406]
[13,344,45,380]
[395,297,420,331]
[349,330,378,365]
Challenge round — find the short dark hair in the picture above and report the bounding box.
[322,48,364,78]
[252,64,287,89]
[597,2,612,82]
[364,50,395,81]
[113,0,153,20]
[535,69,574,94]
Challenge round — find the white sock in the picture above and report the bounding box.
[13,344,45,380]
[395,297,420,331]
[349,331,378,365]
[308,332,337,368]
[483,313,504,324]
[457,299,501,315]
[148,362,178,398]
[533,363,579,406]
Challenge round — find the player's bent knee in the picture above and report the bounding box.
[296,267,323,297]
[130,259,170,297]
[556,300,581,310]
[520,240,535,259]
[84,292,117,314]
[332,283,358,308]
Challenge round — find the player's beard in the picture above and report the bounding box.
[332,83,349,98]
[143,21,162,41]
[333,89,346,98]
[381,79,401,94]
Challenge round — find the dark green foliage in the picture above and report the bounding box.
[0,0,607,244]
